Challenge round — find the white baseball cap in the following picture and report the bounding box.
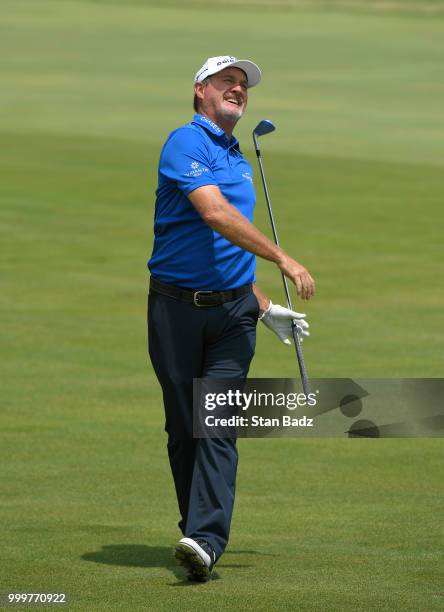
[194,55,262,88]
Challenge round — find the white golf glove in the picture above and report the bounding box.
[259,301,309,345]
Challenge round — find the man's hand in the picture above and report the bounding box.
[277,254,315,301]
[260,301,309,345]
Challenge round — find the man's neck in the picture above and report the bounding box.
[199,111,236,139]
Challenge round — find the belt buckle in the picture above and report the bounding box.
[193,290,213,307]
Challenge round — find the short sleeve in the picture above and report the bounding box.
[159,127,218,195]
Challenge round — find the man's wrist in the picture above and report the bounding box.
[258,300,272,319]
[272,247,287,267]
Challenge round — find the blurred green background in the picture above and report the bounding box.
[1,1,443,610]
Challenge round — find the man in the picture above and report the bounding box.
[147,55,315,581]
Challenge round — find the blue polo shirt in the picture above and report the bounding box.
[148,114,256,290]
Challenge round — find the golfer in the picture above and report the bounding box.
[147,55,315,581]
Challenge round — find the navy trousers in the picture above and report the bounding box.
[148,288,259,558]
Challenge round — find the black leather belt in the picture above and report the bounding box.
[150,277,252,307]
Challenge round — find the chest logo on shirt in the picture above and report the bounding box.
[184,161,210,177]
[242,172,253,184]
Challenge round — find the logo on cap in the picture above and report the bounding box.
[216,56,236,67]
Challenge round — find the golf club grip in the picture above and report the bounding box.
[292,326,310,395]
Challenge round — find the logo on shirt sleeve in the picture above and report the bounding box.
[184,161,210,177]
[242,171,253,184]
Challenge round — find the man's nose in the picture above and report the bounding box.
[229,83,244,95]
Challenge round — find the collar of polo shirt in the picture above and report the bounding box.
[192,114,240,149]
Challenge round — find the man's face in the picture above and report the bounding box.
[196,67,248,124]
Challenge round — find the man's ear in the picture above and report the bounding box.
[194,82,206,103]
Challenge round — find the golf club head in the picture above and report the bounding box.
[253,119,276,137]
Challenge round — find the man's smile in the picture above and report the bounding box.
[224,96,243,106]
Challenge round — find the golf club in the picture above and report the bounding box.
[252,120,310,395]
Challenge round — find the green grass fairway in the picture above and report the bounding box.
[1,1,443,610]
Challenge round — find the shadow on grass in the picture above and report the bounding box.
[82,544,177,569]
[81,544,271,585]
